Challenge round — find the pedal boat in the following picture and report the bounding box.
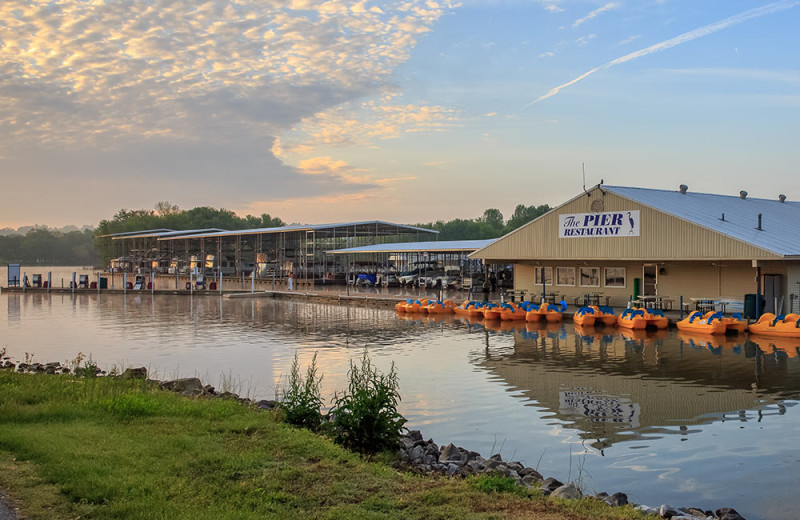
[748,313,800,338]
[677,311,727,335]
[573,306,596,327]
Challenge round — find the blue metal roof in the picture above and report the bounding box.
[605,186,800,257]
[326,239,495,255]
[110,228,226,240]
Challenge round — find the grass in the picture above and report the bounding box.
[0,370,647,520]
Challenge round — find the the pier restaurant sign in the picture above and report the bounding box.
[559,210,640,238]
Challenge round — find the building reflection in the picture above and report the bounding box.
[474,325,800,451]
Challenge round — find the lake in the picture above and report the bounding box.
[2,290,799,520]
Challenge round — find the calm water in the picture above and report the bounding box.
[2,291,800,520]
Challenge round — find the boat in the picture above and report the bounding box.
[589,305,618,326]
[499,302,528,321]
[676,311,727,335]
[718,313,747,334]
[454,300,477,315]
[641,308,669,329]
[572,306,596,327]
[423,299,456,313]
[748,313,800,338]
[395,298,429,313]
[617,308,647,329]
[481,303,502,320]
[526,301,567,322]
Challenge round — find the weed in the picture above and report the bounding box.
[329,349,406,455]
[278,352,324,430]
[470,475,527,496]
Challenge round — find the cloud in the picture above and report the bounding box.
[576,34,596,46]
[0,0,455,223]
[540,51,556,58]
[573,2,620,28]
[526,0,800,106]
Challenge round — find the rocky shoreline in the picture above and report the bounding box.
[2,358,746,520]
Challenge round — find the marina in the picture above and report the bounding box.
[3,290,800,519]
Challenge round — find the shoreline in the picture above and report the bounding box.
[0,357,748,520]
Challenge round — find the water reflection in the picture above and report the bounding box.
[469,321,800,453]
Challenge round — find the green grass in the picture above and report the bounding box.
[0,370,647,520]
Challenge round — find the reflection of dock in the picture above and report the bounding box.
[476,330,799,450]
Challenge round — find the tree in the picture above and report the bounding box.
[504,204,551,233]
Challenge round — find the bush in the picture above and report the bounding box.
[330,350,406,454]
[278,352,324,430]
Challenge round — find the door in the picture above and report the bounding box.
[763,274,783,314]
[643,264,657,296]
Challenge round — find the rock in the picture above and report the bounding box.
[604,492,628,507]
[217,391,239,400]
[551,483,582,500]
[203,384,216,395]
[407,430,423,442]
[467,460,486,472]
[518,467,543,480]
[409,445,424,463]
[716,508,745,520]
[121,367,147,379]
[489,453,503,462]
[439,443,467,465]
[540,477,563,493]
[160,377,203,394]
[255,400,277,410]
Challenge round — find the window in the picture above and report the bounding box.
[534,266,553,285]
[556,267,575,286]
[579,267,600,287]
[604,267,626,288]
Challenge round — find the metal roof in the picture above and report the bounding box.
[326,239,495,255]
[96,228,174,238]
[156,220,437,241]
[110,228,227,240]
[605,185,800,257]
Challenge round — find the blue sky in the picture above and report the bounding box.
[1,0,797,228]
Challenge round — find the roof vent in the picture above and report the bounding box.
[739,190,748,200]
[779,194,787,203]
[679,184,688,194]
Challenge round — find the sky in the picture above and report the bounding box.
[1,0,798,229]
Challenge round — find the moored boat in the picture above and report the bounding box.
[573,306,596,327]
[617,308,647,329]
[499,302,528,321]
[677,311,727,335]
[589,305,618,326]
[748,313,800,338]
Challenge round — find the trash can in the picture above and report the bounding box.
[99,277,108,289]
[744,294,765,319]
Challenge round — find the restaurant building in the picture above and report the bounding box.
[471,184,800,315]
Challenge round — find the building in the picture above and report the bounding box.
[471,184,800,315]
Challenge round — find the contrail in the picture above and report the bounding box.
[525,0,800,107]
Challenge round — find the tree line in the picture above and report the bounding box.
[415,203,551,240]
[1,201,551,266]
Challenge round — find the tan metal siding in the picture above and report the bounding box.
[477,188,780,262]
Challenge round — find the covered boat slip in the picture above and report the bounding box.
[324,239,494,289]
[98,221,438,288]
[472,185,800,317]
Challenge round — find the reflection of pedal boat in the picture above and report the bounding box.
[748,313,800,338]
[483,319,524,333]
[526,301,567,322]
[573,324,615,344]
[750,335,800,358]
[618,327,668,344]
[617,308,668,329]
[677,330,744,351]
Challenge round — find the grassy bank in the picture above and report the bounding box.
[0,370,645,520]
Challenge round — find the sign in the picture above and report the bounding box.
[559,210,639,238]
